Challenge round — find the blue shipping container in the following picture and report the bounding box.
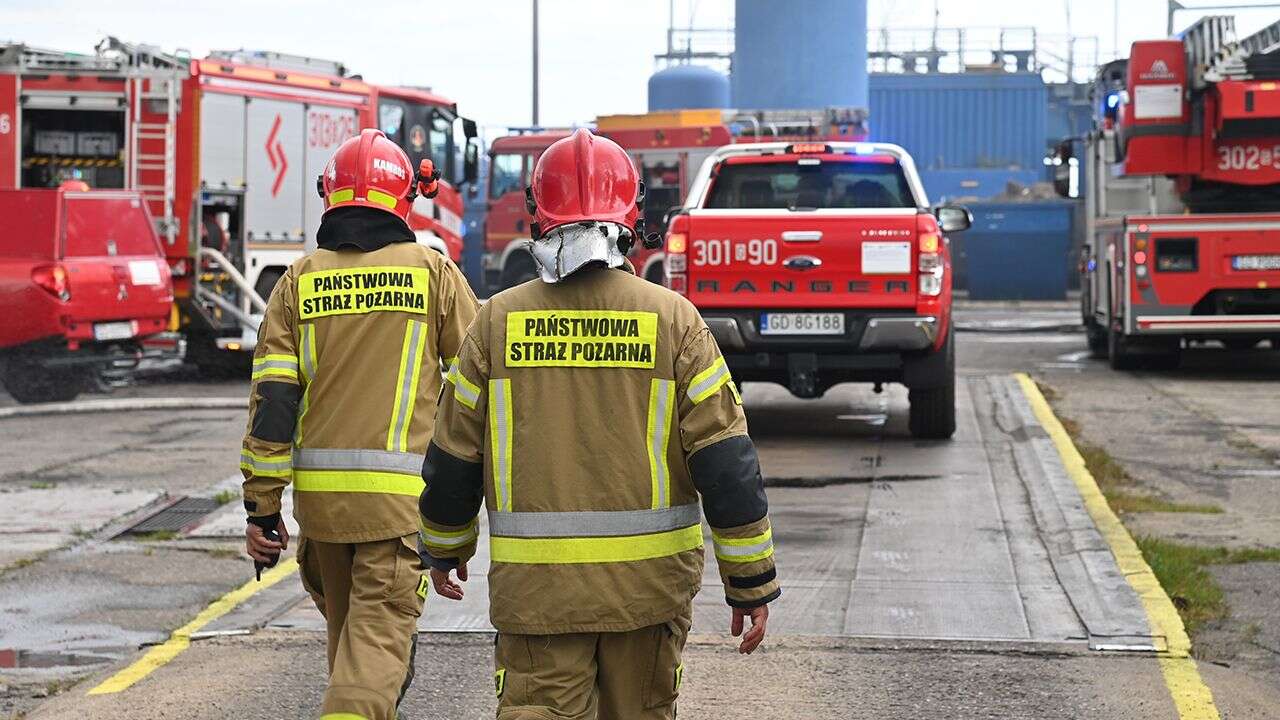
[869,73,1048,171]
[919,168,1042,203]
[952,201,1074,300]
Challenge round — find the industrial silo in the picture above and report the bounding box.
[731,0,868,109]
[648,64,732,111]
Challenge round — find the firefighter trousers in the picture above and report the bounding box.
[298,534,427,720]
[494,605,692,720]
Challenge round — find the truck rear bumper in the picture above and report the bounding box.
[705,313,937,352]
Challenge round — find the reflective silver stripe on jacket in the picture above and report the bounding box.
[714,535,774,559]
[490,378,513,512]
[420,526,478,548]
[687,360,731,403]
[488,502,701,538]
[293,448,425,474]
[240,452,292,472]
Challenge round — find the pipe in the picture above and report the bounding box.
[198,247,267,314]
[196,286,261,332]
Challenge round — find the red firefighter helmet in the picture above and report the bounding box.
[317,128,439,221]
[527,129,642,239]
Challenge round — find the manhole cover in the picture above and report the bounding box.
[125,496,221,535]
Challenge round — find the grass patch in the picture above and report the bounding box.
[212,489,238,506]
[1107,491,1224,515]
[1135,537,1280,634]
[28,481,55,490]
[135,530,179,542]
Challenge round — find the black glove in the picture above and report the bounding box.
[248,513,282,581]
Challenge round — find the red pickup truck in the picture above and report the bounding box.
[664,142,971,438]
[0,185,174,403]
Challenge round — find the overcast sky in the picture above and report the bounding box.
[2,0,1278,136]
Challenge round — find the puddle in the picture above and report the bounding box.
[0,647,119,669]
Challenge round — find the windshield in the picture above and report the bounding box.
[377,98,456,182]
[705,159,916,210]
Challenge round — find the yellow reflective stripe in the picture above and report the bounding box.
[490,524,703,564]
[239,449,292,478]
[293,470,424,496]
[712,527,774,563]
[416,574,429,601]
[647,378,675,509]
[251,366,298,381]
[387,320,426,452]
[326,188,355,205]
[729,380,742,405]
[366,188,399,210]
[320,715,367,720]
[295,324,317,445]
[490,379,513,512]
[446,359,481,410]
[687,357,731,404]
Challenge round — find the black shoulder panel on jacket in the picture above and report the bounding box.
[250,381,301,444]
[688,434,768,528]
[420,442,484,527]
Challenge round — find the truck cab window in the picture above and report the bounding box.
[706,161,915,210]
[379,102,407,146]
[489,153,524,200]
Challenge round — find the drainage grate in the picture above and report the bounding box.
[125,496,221,535]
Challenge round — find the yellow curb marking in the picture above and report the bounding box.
[87,557,299,695]
[1015,373,1220,720]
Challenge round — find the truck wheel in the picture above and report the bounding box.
[907,325,956,440]
[1,361,84,404]
[1107,321,1140,370]
[501,256,538,290]
[253,269,284,307]
[1085,319,1108,359]
[908,378,956,440]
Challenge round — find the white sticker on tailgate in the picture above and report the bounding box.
[862,241,911,274]
[128,260,162,286]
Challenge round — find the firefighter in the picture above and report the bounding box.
[241,128,478,720]
[419,129,779,719]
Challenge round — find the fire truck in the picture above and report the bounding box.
[479,108,866,295]
[1061,16,1280,368]
[0,38,478,374]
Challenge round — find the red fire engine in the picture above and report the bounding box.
[0,39,477,373]
[1064,16,1280,368]
[480,108,866,295]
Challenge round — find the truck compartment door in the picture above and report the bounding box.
[200,93,247,192]
[244,98,305,243]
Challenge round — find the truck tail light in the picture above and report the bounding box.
[665,222,689,295]
[917,231,943,297]
[32,264,71,302]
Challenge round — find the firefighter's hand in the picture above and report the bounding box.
[245,518,288,564]
[430,562,468,601]
[731,604,769,655]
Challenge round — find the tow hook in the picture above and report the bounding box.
[787,353,819,398]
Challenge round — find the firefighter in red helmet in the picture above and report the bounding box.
[241,128,478,720]
[420,129,779,719]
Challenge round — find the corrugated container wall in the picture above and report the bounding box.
[732,0,868,109]
[868,73,1048,171]
[649,65,732,111]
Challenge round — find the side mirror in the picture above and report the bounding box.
[464,138,480,186]
[662,206,684,228]
[935,205,972,233]
[461,117,478,140]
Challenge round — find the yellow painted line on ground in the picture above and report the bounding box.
[87,557,299,696]
[1015,373,1220,720]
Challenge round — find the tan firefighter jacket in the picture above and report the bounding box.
[241,240,478,543]
[419,263,780,634]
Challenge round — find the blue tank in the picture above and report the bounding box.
[731,0,868,109]
[648,65,732,111]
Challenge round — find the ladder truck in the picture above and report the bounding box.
[0,39,478,375]
[1059,16,1280,368]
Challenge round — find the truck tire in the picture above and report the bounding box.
[1107,320,1141,370]
[908,378,956,440]
[1,361,84,404]
[501,254,538,290]
[1085,318,1108,359]
[907,325,956,440]
[254,269,284,307]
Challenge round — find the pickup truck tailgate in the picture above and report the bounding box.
[685,210,918,309]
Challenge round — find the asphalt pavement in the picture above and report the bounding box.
[2,303,1277,718]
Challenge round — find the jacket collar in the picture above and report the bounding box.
[315,207,415,252]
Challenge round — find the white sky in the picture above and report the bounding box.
[2,0,1278,136]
